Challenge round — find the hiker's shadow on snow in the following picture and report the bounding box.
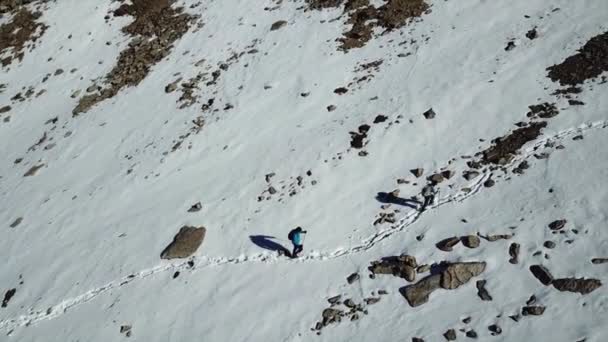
[249,235,290,254]
[376,192,420,209]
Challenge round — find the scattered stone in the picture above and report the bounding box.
[54,68,64,76]
[429,173,445,184]
[344,299,356,308]
[529,265,554,285]
[552,278,602,295]
[543,241,556,249]
[0,105,10,113]
[509,243,520,264]
[1,288,16,307]
[526,295,537,305]
[327,105,336,111]
[23,164,44,177]
[443,329,457,341]
[373,114,388,123]
[328,295,342,304]
[347,272,360,284]
[270,20,287,31]
[187,202,202,212]
[522,305,545,316]
[416,264,430,274]
[334,87,348,95]
[505,41,516,51]
[120,324,132,337]
[463,170,480,180]
[526,27,538,40]
[488,324,502,335]
[412,338,425,342]
[160,226,206,259]
[441,170,455,179]
[483,178,495,187]
[476,280,493,301]
[436,237,460,252]
[569,100,585,106]
[423,108,436,119]
[268,186,277,195]
[172,271,180,279]
[321,308,342,326]
[548,219,567,230]
[527,103,559,119]
[481,122,547,165]
[465,330,478,339]
[265,172,275,182]
[591,258,608,264]
[411,168,424,178]
[572,135,583,141]
[364,297,380,305]
[9,217,22,228]
[369,255,416,281]
[461,235,481,248]
[462,317,471,324]
[481,233,512,242]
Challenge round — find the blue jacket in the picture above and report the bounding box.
[292,231,305,245]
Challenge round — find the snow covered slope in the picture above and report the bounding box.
[1,0,607,341]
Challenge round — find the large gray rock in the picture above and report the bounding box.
[160,226,206,259]
[436,237,460,251]
[552,278,602,295]
[400,274,441,307]
[440,262,486,289]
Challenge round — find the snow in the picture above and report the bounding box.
[1,0,607,341]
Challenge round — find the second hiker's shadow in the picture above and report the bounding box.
[249,235,290,255]
[376,192,421,209]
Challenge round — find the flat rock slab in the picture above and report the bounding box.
[552,278,602,295]
[160,226,206,259]
[400,274,441,307]
[440,262,486,290]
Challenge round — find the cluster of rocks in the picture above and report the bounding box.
[312,293,384,334]
[120,324,132,337]
[307,0,430,51]
[400,261,486,307]
[0,7,48,67]
[257,170,317,202]
[160,226,206,259]
[73,0,196,115]
[529,264,602,294]
[368,254,421,282]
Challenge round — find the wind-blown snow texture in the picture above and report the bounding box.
[1,0,607,341]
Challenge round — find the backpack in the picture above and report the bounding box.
[288,230,295,241]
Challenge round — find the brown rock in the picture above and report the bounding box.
[436,237,460,251]
[270,20,287,31]
[400,274,441,307]
[160,226,206,259]
[23,164,45,177]
[0,105,11,113]
[461,235,481,248]
[429,173,445,183]
[522,305,545,316]
[552,278,601,295]
[443,329,457,341]
[476,279,493,301]
[347,272,360,284]
[440,262,486,290]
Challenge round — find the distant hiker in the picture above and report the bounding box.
[288,227,307,257]
[420,182,437,211]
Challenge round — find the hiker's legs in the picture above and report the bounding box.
[421,195,433,211]
[292,244,303,257]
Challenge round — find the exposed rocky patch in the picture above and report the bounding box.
[312,295,379,334]
[0,7,48,67]
[306,0,430,51]
[508,243,520,264]
[547,31,608,89]
[73,0,196,115]
[160,226,206,259]
[481,122,547,165]
[476,279,492,301]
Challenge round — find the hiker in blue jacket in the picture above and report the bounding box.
[288,227,307,257]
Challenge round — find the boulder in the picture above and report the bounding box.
[552,278,602,295]
[270,20,287,31]
[548,219,567,230]
[508,243,520,264]
[440,262,486,290]
[461,235,481,248]
[443,329,457,341]
[423,108,436,119]
[522,305,545,316]
[400,274,441,307]
[160,226,206,259]
[529,265,554,285]
[346,272,360,284]
[436,237,460,251]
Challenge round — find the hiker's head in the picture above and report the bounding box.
[295,227,302,232]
